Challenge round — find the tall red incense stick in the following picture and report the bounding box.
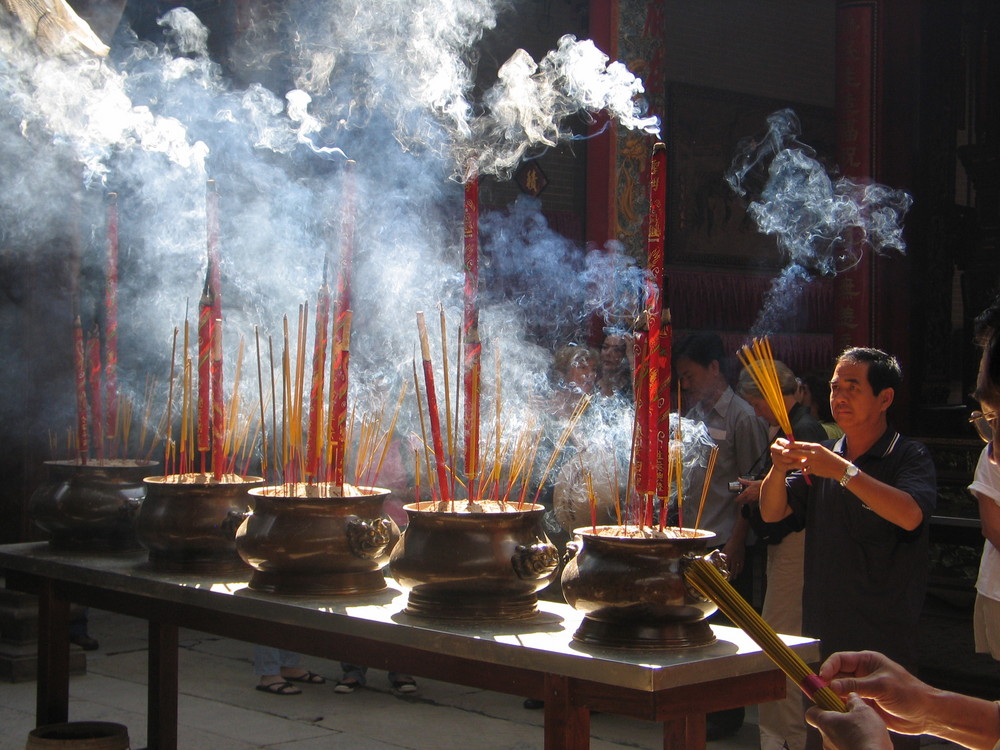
[645,142,670,508]
[206,180,225,479]
[197,276,212,473]
[211,314,225,479]
[329,312,351,486]
[87,326,104,462]
[72,315,89,463]
[462,170,481,501]
[417,311,451,506]
[329,161,356,487]
[632,333,653,526]
[104,192,119,453]
[306,269,331,480]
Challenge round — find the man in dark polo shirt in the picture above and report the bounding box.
[759,347,937,750]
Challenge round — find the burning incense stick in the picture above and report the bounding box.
[255,327,268,481]
[205,180,225,477]
[86,325,103,461]
[72,314,89,463]
[211,315,225,479]
[197,277,212,469]
[104,192,119,446]
[737,337,794,437]
[306,276,331,480]
[737,336,811,485]
[439,305,455,500]
[463,169,481,498]
[329,311,352,487]
[416,311,452,506]
[693,445,719,532]
[164,326,179,475]
[685,556,847,712]
[530,394,592,508]
[644,141,670,502]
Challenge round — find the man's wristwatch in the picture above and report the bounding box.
[839,462,859,487]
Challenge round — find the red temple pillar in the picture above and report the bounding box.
[834,0,881,350]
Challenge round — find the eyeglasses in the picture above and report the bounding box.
[969,410,999,443]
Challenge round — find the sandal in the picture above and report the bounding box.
[391,678,418,694]
[256,680,301,696]
[284,670,326,684]
[334,678,360,694]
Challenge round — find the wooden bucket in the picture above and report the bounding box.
[26,722,129,750]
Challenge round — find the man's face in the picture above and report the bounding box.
[829,359,892,431]
[676,356,716,404]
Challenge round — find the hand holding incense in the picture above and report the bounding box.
[685,555,846,713]
[737,337,811,485]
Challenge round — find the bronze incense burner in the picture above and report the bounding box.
[137,474,264,575]
[29,459,157,552]
[389,501,560,620]
[560,525,725,649]
[236,484,399,596]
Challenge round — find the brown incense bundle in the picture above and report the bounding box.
[685,556,847,713]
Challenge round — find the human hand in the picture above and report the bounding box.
[817,651,933,735]
[805,693,893,750]
[734,477,760,505]
[769,438,845,481]
[722,537,746,579]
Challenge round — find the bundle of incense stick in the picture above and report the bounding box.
[692,444,719,531]
[685,556,847,713]
[737,336,811,486]
[736,337,794,438]
[411,306,593,510]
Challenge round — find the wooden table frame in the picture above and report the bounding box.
[0,543,818,750]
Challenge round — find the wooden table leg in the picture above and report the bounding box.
[542,674,590,750]
[663,713,706,749]
[35,578,70,726]
[147,620,179,750]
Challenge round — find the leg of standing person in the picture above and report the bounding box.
[254,647,325,694]
[335,662,367,693]
[68,607,99,650]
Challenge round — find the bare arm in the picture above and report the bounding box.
[758,437,798,522]
[813,651,1000,749]
[975,490,1000,551]
[765,439,924,531]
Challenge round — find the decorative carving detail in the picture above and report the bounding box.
[346,517,392,560]
[511,542,559,580]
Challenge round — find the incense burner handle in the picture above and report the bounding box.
[222,509,251,539]
[346,517,394,560]
[562,540,581,567]
[511,541,560,580]
[682,549,730,602]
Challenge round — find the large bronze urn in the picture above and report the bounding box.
[29,460,157,551]
[560,525,724,648]
[137,474,264,575]
[388,501,560,620]
[235,484,399,595]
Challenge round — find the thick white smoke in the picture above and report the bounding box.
[0,0,659,465]
[725,108,912,337]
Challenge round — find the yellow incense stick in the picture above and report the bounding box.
[685,556,847,712]
[693,445,719,532]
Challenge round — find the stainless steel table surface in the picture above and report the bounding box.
[0,542,820,750]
